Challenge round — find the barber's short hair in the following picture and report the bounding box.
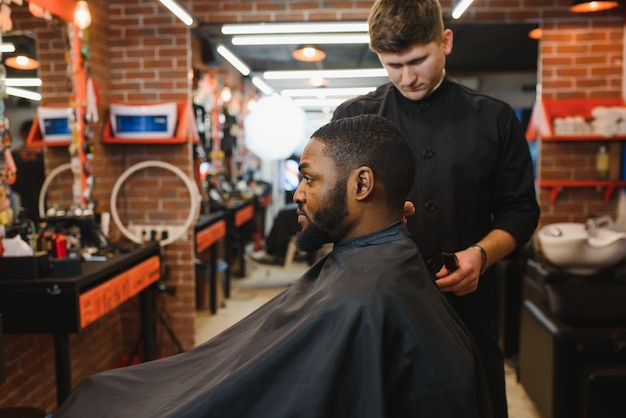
[368,0,444,53]
[311,114,415,211]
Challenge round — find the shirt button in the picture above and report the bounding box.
[427,258,439,270]
[425,201,437,212]
[422,149,433,159]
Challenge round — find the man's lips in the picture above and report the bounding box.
[296,209,308,223]
[404,84,424,92]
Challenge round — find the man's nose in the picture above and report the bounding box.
[293,186,304,203]
[402,66,417,84]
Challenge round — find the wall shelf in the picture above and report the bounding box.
[26,110,71,148]
[538,180,626,205]
[102,101,198,144]
[526,97,625,141]
[528,97,626,205]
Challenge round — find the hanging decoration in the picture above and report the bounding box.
[65,15,95,212]
[0,0,21,227]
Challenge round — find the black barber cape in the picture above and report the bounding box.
[54,223,493,418]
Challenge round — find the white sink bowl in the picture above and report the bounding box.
[537,222,626,275]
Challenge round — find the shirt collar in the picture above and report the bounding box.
[335,221,407,249]
[430,69,446,96]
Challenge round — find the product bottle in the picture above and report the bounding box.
[17,208,35,249]
[53,227,68,259]
[596,145,610,180]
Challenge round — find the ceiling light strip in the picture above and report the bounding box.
[281,87,376,97]
[232,34,370,46]
[264,68,387,80]
[251,77,274,96]
[0,43,15,53]
[6,87,41,101]
[5,78,42,87]
[216,45,251,76]
[222,22,368,35]
[452,0,474,19]
[158,0,194,26]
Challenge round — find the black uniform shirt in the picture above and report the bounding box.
[333,79,540,274]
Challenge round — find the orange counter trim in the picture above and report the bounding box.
[235,203,254,227]
[78,256,161,329]
[196,219,227,253]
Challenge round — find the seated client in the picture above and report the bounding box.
[53,114,493,418]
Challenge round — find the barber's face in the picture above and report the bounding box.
[377,29,453,101]
[293,139,350,253]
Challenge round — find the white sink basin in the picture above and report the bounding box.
[537,222,626,275]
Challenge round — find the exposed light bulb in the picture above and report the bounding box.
[15,56,30,66]
[74,0,92,30]
[302,47,316,58]
[309,76,326,87]
[221,86,232,103]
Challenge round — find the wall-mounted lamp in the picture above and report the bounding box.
[569,0,620,12]
[292,45,326,62]
[74,0,92,30]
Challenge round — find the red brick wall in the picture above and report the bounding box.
[189,0,622,22]
[1,0,194,412]
[538,19,624,226]
[1,0,624,414]
[103,0,195,359]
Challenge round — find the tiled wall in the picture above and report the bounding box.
[1,0,624,413]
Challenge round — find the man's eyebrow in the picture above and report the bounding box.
[298,162,310,172]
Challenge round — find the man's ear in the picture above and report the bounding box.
[442,28,454,55]
[353,167,374,201]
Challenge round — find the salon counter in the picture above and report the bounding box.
[0,241,161,406]
[195,211,227,314]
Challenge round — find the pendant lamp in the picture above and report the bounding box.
[4,35,39,70]
[292,45,326,62]
[569,0,620,13]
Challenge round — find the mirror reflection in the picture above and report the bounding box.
[1,30,43,224]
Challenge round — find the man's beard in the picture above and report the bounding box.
[296,183,349,253]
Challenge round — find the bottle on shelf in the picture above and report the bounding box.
[596,145,610,180]
[17,208,35,249]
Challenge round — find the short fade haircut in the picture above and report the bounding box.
[311,114,415,212]
[368,0,444,53]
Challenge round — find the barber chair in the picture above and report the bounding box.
[519,260,626,418]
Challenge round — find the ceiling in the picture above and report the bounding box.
[192,21,539,112]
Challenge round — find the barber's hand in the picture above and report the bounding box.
[435,247,482,296]
[402,201,416,224]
